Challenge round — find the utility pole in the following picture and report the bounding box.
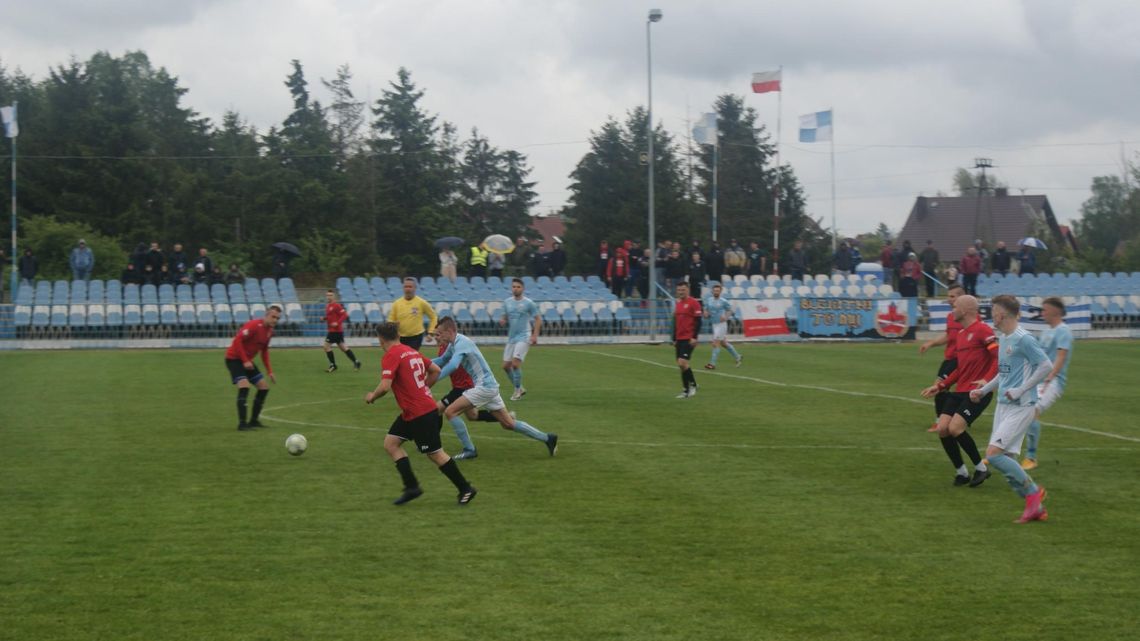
[973,157,993,247]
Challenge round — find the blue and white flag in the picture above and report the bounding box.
[0,104,17,138]
[928,299,1091,332]
[798,109,831,143]
[693,112,718,146]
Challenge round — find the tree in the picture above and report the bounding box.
[953,167,1007,196]
[1074,175,1139,255]
[321,64,365,159]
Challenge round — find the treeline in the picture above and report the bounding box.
[0,51,830,281]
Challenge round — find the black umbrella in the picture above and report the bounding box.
[434,236,465,249]
[272,242,301,257]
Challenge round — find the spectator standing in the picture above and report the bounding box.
[636,248,651,300]
[508,237,529,277]
[225,263,246,285]
[960,247,983,295]
[688,240,705,264]
[70,239,95,282]
[18,248,38,287]
[746,242,768,277]
[919,240,940,297]
[655,239,671,290]
[438,248,458,283]
[469,243,488,278]
[991,241,1011,276]
[723,239,747,277]
[530,243,550,278]
[547,241,567,277]
[625,241,642,297]
[271,248,291,281]
[879,240,894,272]
[788,240,807,282]
[833,241,854,276]
[1017,245,1037,275]
[487,249,505,279]
[665,244,685,291]
[168,243,189,282]
[141,264,161,286]
[606,241,631,297]
[596,240,610,279]
[146,242,165,274]
[687,251,707,299]
[850,244,862,269]
[705,241,724,282]
[193,248,213,280]
[899,252,922,298]
[973,240,989,273]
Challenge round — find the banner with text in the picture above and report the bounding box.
[738,299,794,337]
[927,298,1091,332]
[797,297,918,339]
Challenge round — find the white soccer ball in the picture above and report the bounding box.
[285,433,308,456]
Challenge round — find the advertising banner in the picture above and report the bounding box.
[737,299,794,337]
[797,297,918,339]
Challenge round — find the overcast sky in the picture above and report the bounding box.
[3,0,1140,241]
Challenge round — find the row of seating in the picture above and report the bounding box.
[336,275,619,304]
[15,278,300,306]
[977,272,1140,296]
[13,302,305,328]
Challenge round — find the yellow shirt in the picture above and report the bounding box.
[388,295,437,337]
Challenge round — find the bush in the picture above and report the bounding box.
[19,215,127,281]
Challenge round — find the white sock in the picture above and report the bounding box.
[956,465,968,477]
[975,460,987,472]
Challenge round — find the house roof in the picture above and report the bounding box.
[529,215,566,251]
[897,192,1063,258]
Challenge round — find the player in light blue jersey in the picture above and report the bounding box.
[432,316,558,457]
[1021,296,1073,471]
[702,283,742,370]
[971,295,1053,524]
[500,278,542,400]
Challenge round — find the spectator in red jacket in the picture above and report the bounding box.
[899,252,922,297]
[606,240,632,297]
[960,247,983,296]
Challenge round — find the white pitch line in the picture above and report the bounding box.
[572,349,1140,445]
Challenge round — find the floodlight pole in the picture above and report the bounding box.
[647,9,662,341]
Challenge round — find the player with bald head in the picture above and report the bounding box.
[921,294,998,487]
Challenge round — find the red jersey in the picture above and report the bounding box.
[225,319,274,373]
[674,296,703,341]
[381,343,438,420]
[325,302,348,332]
[438,342,473,389]
[943,312,963,360]
[939,319,998,393]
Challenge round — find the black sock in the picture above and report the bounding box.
[940,436,965,470]
[236,387,250,424]
[684,368,696,387]
[326,351,336,365]
[251,389,269,422]
[956,432,983,466]
[934,392,947,417]
[438,458,471,491]
[395,457,418,489]
[680,369,689,390]
[345,349,357,363]
[476,410,497,422]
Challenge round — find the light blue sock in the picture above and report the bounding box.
[514,367,523,388]
[1025,419,1041,459]
[988,453,1039,498]
[725,344,741,360]
[448,415,476,452]
[512,419,548,442]
[710,346,721,365]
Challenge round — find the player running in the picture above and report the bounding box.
[434,316,558,457]
[321,289,361,372]
[1021,296,1074,470]
[365,322,476,506]
[434,329,503,460]
[970,295,1052,523]
[703,282,742,370]
[500,278,542,401]
[673,281,702,398]
[921,295,995,487]
[224,304,282,431]
[919,284,965,431]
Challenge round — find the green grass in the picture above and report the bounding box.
[1,341,1138,641]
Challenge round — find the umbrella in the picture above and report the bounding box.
[1018,237,1048,250]
[272,241,301,257]
[483,234,515,254]
[434,236,465,249]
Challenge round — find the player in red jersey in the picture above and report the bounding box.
[919,284,965,431]
[672,281,703,398]
[321,289,361,373]
[365,322,476,506]
[922,295,998,487]
[224,304,282,431]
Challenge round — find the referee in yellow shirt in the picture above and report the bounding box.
[388,277,438,349]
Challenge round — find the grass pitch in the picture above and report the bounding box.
[1,341,1138,641]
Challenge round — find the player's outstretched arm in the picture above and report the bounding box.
[424,362,442,388]
[365,378,393,404]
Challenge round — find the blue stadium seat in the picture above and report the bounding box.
[123,305,141,326]
[244,280,264,304]
[232,304,251,324]
[51,304,68,326]
[346,303,365,324]
[52,281,69,305]
[106,280,123,304]
[87,305,105,327]
[365,303,383,324]
[106,304,124,326]
[197,304,215,325]
[70,280,87,304]
[143,304,160,326]
[88,280,105,304]
[14,305,31,326]
[178,304,196,325]
[16,284,34,305]
[32,306,50,327]
[228,284,246,304]
[140,284,158,304]
[249,303,267,320]
[214,304,232,325]
[68,305,86,327]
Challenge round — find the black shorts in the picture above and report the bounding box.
[400,333,425,349]
[388,409,443,454]
[441,387,471,408]
[225,358,263,385]
[325,331,345,344]
[674,340,696,361]
[936,358,957,381]
[940,392,993,426]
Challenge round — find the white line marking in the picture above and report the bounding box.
[571,349,1140,445]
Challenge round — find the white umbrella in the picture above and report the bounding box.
[1018,237,1047,250]
[482,234,515,254]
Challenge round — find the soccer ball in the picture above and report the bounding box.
[285,433,308,456]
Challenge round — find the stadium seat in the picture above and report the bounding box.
[14,305,31,326]
[68,305,86,327]
[346,303,365,325]
[249,303,267,320]
[159,304,178,325]
[106,304,124,326]
[123,284,140,305]
[232,304,251,324]
[142,304,160,326]
[123,305,141,326]
[178,304,196,325]
[364,302,383,324]
[87,304,105,327]
[141,284,158,304]
[50,304,68,326]
[70,280,88,304]
[160,284,175,304]
[214,303,232,325]
[197,303,215,325]
[86,280,104,304]
[285,302,304,324]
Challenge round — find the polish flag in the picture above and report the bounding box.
[751,70,781,94]
[739,299,793,336]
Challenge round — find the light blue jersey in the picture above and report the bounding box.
[996,326,1050,406]
[503,296,539,343]
[1036,322,1073,388]
[704,295,734,322]
[434,333,499,389]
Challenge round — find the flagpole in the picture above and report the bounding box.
[772,65,782,275]
[7,101,16,298]
[830,106,837,252]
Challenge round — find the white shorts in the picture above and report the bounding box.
[712,322,728,341]
[461,386,506,412]
[503,340,530,363]
[989,403,1037,455]
[1035,381,1064,413]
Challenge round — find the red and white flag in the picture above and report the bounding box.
[739,299,793,336]
[751,70,781,94]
